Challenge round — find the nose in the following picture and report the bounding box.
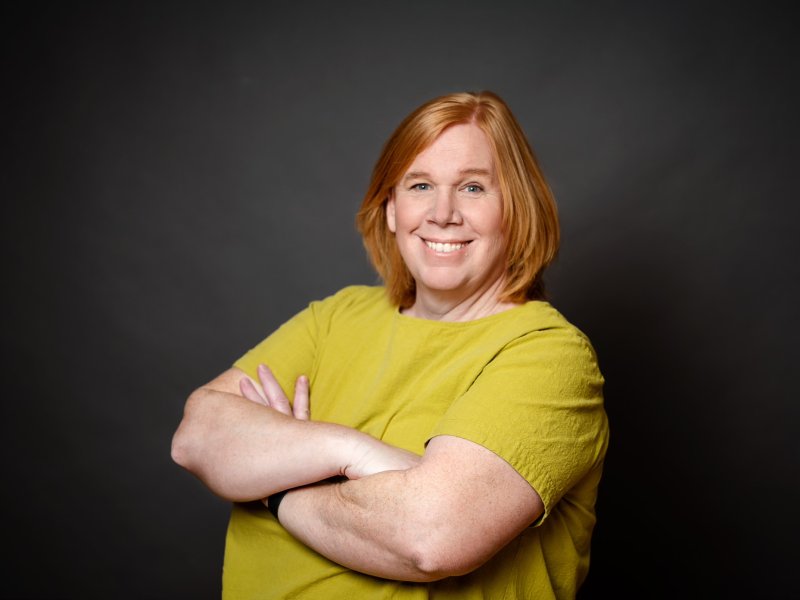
[429,187,462,226]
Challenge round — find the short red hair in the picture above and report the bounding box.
[356,91,560,308]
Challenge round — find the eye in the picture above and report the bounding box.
[462,184,484,194]
[410,183,432,191]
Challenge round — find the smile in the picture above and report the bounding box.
[424,240,468,253]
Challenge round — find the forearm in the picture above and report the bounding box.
[171,386,357,501]
[276,436,543,582]
[278,470,446,582]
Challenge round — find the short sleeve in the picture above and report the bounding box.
[428,325,608,523]
[233,302,322,399]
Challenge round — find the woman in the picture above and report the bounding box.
[172,91,608,599]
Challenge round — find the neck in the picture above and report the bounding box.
[403,278,520,322]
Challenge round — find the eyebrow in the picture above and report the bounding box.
[401,168,493,182]
[458,168,492,177]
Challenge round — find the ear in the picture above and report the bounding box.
[386,191,397,233]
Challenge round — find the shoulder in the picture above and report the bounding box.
[308,285,393,328]
[319,285,386,307]
[487,302,604,399]
[501,302,599,363]
[514,301,585,335]
[432,303,608,514]
[313,285,388,314]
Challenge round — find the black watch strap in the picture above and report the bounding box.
[267,489,288,521]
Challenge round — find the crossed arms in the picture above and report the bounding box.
[171,364,543,582]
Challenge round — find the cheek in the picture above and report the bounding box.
[470,204,504,237]
[392,202,424,232]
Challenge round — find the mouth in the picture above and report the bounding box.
[423,239,470,253]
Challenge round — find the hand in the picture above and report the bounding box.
[241,364,419,479]
[239,364,310,421]
[343,435,421,480]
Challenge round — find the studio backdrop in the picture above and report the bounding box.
[3,2,798,598]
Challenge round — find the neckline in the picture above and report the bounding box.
[393,299,549,328]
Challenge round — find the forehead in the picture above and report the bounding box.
[406,123,495,174]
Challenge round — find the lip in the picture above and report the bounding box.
[419,237,472,256]
[419,236,473,244]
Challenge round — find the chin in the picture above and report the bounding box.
[417,278,473,297]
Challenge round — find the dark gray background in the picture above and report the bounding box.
[3,1,798,598]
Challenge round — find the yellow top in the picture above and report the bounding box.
[225,286,608,599]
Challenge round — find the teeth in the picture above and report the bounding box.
[425,241,466,253]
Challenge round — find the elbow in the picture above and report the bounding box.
[170,425,191,469]
[169,390,253,503]
[408,544,477,582]
[406,553,450,582]
[170,391,205,470]
[402,526,485,582]
[399,497,538,580]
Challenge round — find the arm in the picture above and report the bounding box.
[220,362,543,581]
[278,434,544,582]
[171,365,420,501]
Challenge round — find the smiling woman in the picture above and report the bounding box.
[357,92,560,314]
[386,124,509,320]
[172,91,608,600]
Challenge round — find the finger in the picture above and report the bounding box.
[257,364,292,416]
[239,377,268,406]
[292,375,310,421]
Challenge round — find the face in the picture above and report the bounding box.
[386,123,507,309]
